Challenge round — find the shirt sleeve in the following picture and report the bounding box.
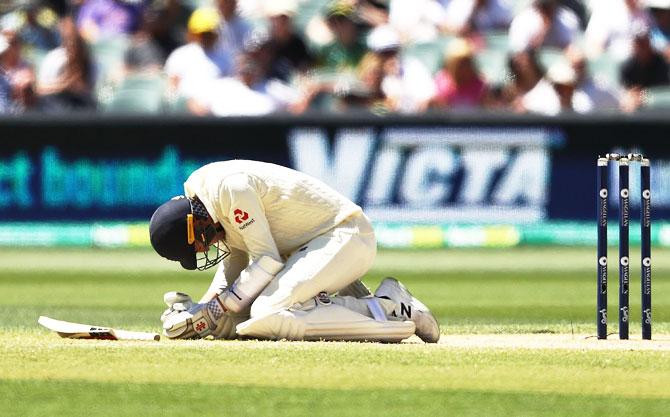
[204,246,250,296]
[220,173,282,262]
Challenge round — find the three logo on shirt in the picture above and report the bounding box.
[234,209,249,223]
[234,208,255,230]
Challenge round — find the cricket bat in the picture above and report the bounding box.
[38,316,160,341]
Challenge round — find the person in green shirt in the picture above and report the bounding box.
[316,2,368,71]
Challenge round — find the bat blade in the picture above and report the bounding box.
[38,316,160,341]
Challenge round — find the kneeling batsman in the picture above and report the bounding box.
[149,160,439,343]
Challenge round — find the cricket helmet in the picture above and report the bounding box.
[149,196,228,270]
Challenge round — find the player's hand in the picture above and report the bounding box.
[160,291,194,323]
[161,304,212,339]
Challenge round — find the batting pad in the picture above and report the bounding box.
[236,304,415,342]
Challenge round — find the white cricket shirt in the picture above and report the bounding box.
[184,160,362,262]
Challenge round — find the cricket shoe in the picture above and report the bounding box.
[374,277,440,343]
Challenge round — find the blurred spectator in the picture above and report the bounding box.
[561,0,589,29]
[325,52,391,113]
[444,0,513,36]
[141,0,191,58]
[648,0,670,59]
[431,38,488,110]
[164,7,233,100]
[102,35,165,113]
[263,0,313,81]
[14,2,60,52]
[77,0,147,42]
[37,17,95,111]
[508,0,579,52]
[42,0,69,16]
[620,26,670,110]
[585,0,652,60]
[520,60,577,115]
[2,0,665,116]
[123,35,162,75]
[215,0,251,58]
[357,0,389,28]
[621,27,670,87]
[388,0,447,43]
[0,33,14,114]
[494,51,544,109]
[0,28,37,111]
[189,52,299,116]
[241,31,275,79]
[355,51,389,111]
[567,47,620,113]
[316,1,368,71]
[368,25,434,112]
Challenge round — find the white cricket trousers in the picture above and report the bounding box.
[250,212,376,318]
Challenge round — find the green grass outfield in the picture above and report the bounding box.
[1,247,669,416]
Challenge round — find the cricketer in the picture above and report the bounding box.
[149,160,439,343]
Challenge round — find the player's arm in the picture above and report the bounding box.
[213,174,284,312]
[162,248,251,339]
[198,247,250,303]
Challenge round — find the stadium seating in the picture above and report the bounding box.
[91,36,130,84]
[102,74,166,113]
[643,86,670,109]
[538,48,565,70]
[475,47,509,86]
[588,52,621,88]
[403,36,453,74]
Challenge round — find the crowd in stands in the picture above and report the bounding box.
[1,0,670,116]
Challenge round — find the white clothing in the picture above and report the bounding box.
[164,43,234,98]
[204,213,376,318]
[572,78,620,113]
[37,47,98,88]
[523,76,620,115]
[508,6,580,52]
[250,213,376,317]
[37,47,67,85]
[184,160,372,318]
[184,160,362,259]
[196,77,276,116]
[389,0,448,42]
[585,0,652,60]
[194,77,299,116]
[521,78,562,115]
[445,0,513,33]
[382,56,436,113]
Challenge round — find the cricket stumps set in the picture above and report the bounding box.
[597,153,651,340]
